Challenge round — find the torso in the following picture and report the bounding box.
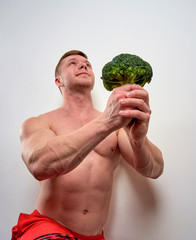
[36,108,121,236]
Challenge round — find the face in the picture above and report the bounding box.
[56,55,95,92]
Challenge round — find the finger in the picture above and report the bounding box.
[119,109,151,121]
[112,90,126,101]
[125,89,149,105]
[120,98,151,114]
[114,83,143,92]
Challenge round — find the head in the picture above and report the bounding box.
[55,50,95,94]
[55,50,88,78]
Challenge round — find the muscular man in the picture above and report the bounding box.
[12,50,164,240]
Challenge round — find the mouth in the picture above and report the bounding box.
[76,72,90,76]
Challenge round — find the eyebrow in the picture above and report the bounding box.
[67,58,91,65]
[67,58,77,62]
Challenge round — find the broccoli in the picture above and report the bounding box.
[101,53,153,91]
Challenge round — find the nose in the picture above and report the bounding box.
[79,62,87,69]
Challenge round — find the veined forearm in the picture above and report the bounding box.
[28,116,110,180]
[130,137,164,178]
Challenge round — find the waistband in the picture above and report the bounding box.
[33,210,105,240]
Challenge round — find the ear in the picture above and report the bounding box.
[55,77,64,88]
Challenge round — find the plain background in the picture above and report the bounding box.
[1,0,196,239]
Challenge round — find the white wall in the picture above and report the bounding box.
[1,0,196,239]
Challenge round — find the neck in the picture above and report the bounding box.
[60,88,94,116]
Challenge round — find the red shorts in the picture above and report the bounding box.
[12,210,105,240]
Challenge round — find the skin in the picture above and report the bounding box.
[20,55,164,236]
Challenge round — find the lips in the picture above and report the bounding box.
[76,72,90,76]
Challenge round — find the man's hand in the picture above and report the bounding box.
[118,84,151,144]
[103,84,151,143]
[102,85,131,131]
[115,84,163,179]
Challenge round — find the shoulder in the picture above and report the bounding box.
[22,108,62,128]
[20,109,60,140]
[20,116,48,141]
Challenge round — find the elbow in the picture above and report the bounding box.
[150,168,163,179]
[138,156,164,179]
[140,166,163,179]
[24,155,50,181]
[30,164,51,181]
[22,148,61,181]
[28,159,61,181]
[150,157,164,179]
[149,148,164,179]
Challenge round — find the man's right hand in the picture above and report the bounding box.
[101,84,133,131]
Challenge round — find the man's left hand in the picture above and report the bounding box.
[118,84,151,144]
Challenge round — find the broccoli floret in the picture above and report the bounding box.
[101,53,153,91]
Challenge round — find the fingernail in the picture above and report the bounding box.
[120,99,125,104]
[126,92,132,97]
[119,110,125,115]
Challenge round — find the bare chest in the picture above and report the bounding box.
[50,114,119,158]
[47,114,120,192]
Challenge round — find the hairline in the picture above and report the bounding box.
[55,50,88,77]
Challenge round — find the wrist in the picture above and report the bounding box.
[95,114,113,135]
[97,113,116,134]
[130,136,147,149]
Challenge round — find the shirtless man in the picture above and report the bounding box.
[12,50,164,240]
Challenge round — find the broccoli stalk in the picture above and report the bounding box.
[101,53,153,91]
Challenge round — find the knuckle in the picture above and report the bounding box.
[146,112,151,120]
[113,89,118,95]
[144,90,148,96]
[139,99,144,105]
[144,91,149,100]
[136,99,144,107]
[117,93,125,100]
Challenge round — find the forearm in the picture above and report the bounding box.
[130,137,164,178]
[28,116,110,180]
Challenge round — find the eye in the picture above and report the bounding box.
[69,61,76,66]
[86,63,91,68]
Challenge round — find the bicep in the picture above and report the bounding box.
[20,117,56,164]
[117,129,135,167]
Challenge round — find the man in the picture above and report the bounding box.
[12,50,164,240]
